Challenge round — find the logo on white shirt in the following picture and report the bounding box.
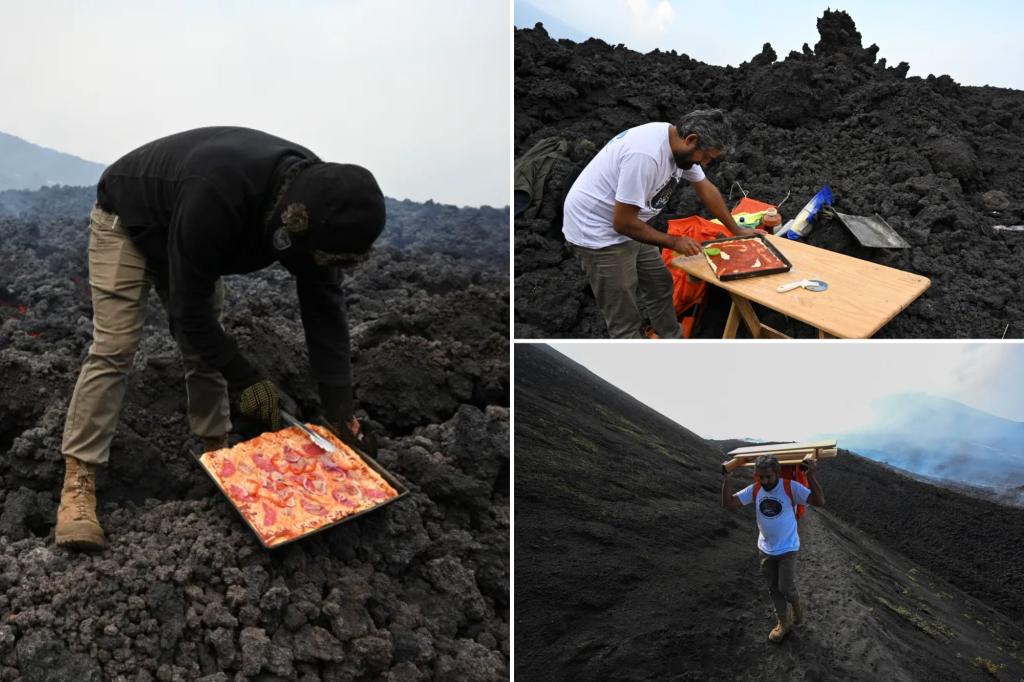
[759,498,783,518]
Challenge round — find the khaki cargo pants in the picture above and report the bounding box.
[61,204,231,465]
[571,240,683,339]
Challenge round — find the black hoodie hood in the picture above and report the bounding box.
[266,161,386,256]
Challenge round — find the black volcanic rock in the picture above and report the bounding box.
[0,186,509,680]
[514,10,1024,338]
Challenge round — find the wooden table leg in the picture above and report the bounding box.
[729,294,790,339]
[723,302,741,338]
[818,329,836,339]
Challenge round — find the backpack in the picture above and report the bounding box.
[751,464,809,520]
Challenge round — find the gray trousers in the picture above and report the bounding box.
[61,204,231,464]
[571,240,682,339]
[760,551,799,620]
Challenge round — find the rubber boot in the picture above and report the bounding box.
[768,612,792,643]
[55,456,107,551]
[791,600,804,626]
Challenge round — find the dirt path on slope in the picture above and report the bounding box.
[711,509,1024,681]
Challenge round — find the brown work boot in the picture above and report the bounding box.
[791,600,804,625]
[55,456,106,551]
[768,612,792,643]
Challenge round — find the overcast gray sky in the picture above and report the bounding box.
[0,0,509,207]
[552,342,1024,441]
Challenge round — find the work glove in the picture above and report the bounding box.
[318,383,377,456]
[323,416,379,457]
[239,379,297,431]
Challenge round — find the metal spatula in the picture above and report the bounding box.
[281,410,337,452]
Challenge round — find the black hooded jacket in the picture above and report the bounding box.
[96,126,355,407]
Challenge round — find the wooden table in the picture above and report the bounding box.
[669,235,930,339]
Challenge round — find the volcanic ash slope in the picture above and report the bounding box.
[514,344,1024,681]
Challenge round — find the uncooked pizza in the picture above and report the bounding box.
[703,236,790,280]
[200,424,400,547]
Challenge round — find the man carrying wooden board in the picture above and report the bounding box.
[721,455,826,642]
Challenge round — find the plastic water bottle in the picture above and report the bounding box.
[777,187,832,240]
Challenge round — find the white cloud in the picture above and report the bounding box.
[626,0,675,33]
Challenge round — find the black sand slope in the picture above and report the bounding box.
[515,345,1024,681]
[514,10,1024,338]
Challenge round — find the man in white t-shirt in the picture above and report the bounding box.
[562,109,755,339]
[721,455,826,642]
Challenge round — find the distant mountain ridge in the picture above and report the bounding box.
[0,184,509,269]
[826,392,1024,493]
[0,131,105,191]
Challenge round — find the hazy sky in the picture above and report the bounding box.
[552,342,1024,441]
[516,0,1024,91]
[0,0,510,207]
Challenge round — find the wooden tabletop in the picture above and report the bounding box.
[670,235,931,338]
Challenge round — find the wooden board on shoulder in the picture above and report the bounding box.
[721,440,838,474]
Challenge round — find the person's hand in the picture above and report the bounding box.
[323,416,378,457]
[239,379,297,430]
[800,459,818,473]
[731,227,759,237]
[721,465,733,477]
[672,235,702,256]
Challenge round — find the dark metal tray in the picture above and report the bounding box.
[700,234,792,281]
[200,427,409,550]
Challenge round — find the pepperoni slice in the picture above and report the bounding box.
[228,484,251,502]
[302,442,325,456]
[363,487,390,501]
[219,460,236,478]
[302,475,323,494]
[300,499,327,516]
[262,502,278,526]
[250,452,276,473]
[319,454,344,473]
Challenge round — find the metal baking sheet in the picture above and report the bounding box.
[831,210,909,249]
[700,234,793,281]
[200,425,408,550]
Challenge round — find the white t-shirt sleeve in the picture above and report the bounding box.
[792,481,812,505]
[735,484,754,505]
[615,153,660,208]
[681,164,706,183]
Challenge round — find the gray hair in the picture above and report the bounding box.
[754,455,781,473]
[675,109,736,154]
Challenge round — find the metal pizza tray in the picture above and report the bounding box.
[700,234,793,281]
[199,425,409,550]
